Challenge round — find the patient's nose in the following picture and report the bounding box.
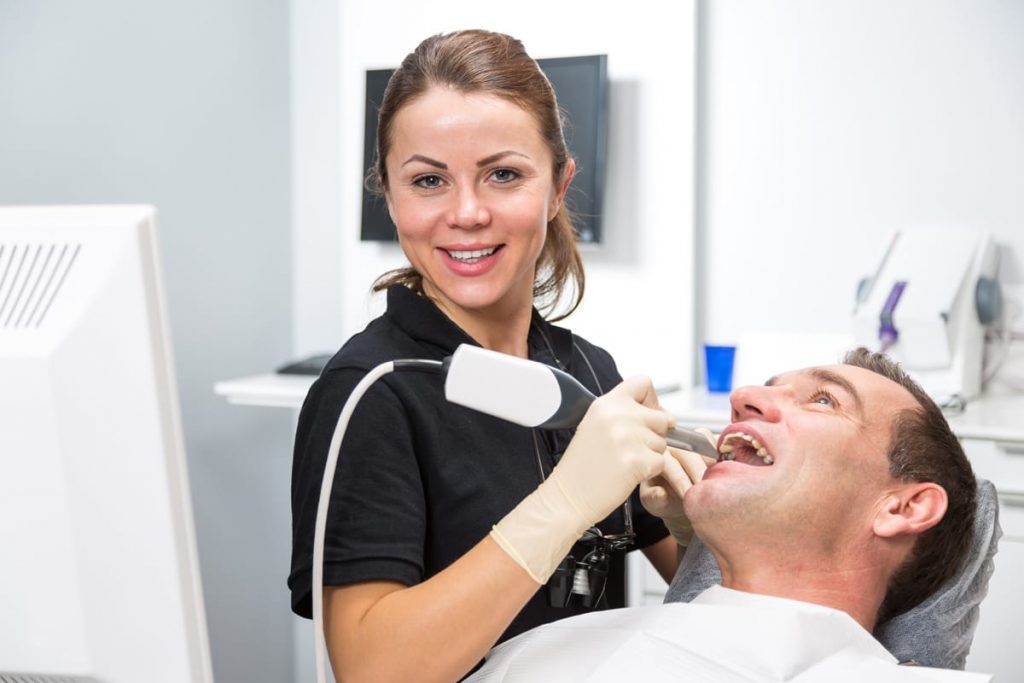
[729,385,782,423]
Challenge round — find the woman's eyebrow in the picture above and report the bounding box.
[477,150,530,167]
[401,154,447,169]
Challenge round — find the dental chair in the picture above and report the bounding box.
[665,479,1002,670]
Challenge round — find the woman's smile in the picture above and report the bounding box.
[438,243,505,275]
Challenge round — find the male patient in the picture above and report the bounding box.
[468,349,991,682]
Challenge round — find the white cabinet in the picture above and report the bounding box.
[966,503,1024,679]
[626,552,672,607]
[961,438,1024,680]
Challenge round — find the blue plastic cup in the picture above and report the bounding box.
[704,344,736,393]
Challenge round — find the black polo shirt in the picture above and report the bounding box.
[289,285,668,643]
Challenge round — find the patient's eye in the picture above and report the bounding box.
[810,389,839,408]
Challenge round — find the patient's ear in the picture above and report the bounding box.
[874,483,948,539]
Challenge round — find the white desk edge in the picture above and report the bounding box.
[213,373,316,408]
[213,373,1024,444]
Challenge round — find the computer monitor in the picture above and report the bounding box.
[0,206,213,683]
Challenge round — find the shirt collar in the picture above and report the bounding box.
[527,307,574,369]
[384,285,574,367]
[384,285,475,357]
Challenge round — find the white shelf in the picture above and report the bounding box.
[213,372,1024,445]
[213,373,315,408]
[658,388,732,429]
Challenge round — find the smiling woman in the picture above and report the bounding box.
[380,87,568,350]
[288,29,684,683]
[367,31,586,332]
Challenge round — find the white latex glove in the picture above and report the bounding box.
[639,428,717,548]
[491,376,672,584]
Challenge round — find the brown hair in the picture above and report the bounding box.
[842,348,977,623]
[367,29,585,320]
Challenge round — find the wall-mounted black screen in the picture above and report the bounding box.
[360,55,608,243]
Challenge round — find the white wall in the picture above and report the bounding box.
[697,0,1024,354]
[293,1,698,388]
[292,0,344,355]
[0,2,294,681]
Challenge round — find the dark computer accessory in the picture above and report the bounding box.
[276,353,333,376]
[546,527,634,608]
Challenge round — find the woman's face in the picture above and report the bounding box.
[384,86,572,323]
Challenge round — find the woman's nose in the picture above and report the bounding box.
[448,185,490,230]
[729,384,783,423]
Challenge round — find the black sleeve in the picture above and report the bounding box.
[289,366,426,618]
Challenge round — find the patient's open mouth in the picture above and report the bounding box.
[718,431,774,466]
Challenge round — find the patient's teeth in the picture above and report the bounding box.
[719,431,776,465]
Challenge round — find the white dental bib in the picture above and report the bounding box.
[467,585,992,682]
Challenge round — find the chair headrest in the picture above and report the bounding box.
[874,478,1002,669]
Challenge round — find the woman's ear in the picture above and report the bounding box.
[874,482,948,539]
[548,159,576,221]
[384,190,398,227]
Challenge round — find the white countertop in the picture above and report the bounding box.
[214,373,315,408]
[209,366,1024,446]
[214,372,1024,444]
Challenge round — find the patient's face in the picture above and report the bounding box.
[685,364,919,553]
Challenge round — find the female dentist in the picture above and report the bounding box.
[289,29,683,682]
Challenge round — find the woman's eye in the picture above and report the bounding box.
[413,175,443,189]
[491,168,519,183]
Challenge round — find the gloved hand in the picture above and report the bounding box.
[639,428,716,549]
[490,376,672,584]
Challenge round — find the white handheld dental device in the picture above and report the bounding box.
[443,344,718,458]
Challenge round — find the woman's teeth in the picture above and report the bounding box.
[446,246,497,263]
[718,432,774,465]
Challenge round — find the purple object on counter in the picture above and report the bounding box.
[879,280,907,353]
